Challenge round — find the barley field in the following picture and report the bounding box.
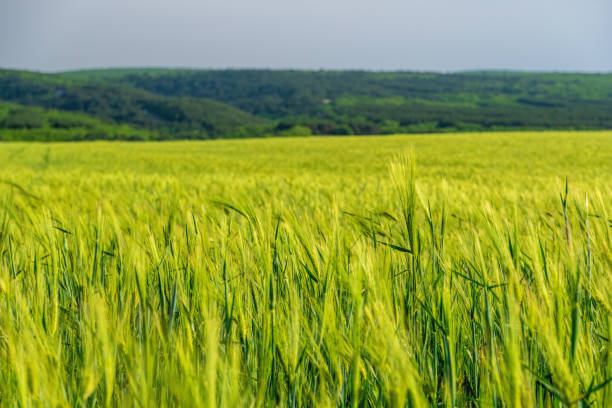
[0,131,611,407]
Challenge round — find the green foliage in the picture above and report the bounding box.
[0,70,269,139]
[3,68,612,140]
[0,102,158,141]
[3,108,44,129]
[0,131,611,406]
[275,124,312,137]
[60,68,612,134]
[48,114,96,129]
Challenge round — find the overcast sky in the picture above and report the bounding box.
[1,0,611,72]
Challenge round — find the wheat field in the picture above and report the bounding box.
[0,131,611,407]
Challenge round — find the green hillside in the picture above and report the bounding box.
[62,69,612,134]
[0,70,268,139]
[1,68,612,140]
[0,101,158,141]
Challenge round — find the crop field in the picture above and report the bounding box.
[0,131,611,407]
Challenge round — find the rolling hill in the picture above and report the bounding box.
[0,70,267,140]
[1,68,612,140]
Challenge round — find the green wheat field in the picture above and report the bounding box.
[1,131,611,407]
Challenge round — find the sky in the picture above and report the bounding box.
[1,0,611,73]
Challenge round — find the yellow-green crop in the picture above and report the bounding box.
[0,131,611,406]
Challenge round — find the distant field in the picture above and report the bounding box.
[1,131,611,406]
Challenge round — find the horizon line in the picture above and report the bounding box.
[2,65,612,75]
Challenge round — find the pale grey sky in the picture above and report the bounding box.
[1,0,611,72]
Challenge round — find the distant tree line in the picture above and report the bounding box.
[1,68,612,141]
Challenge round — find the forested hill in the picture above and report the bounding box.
[2,68,612,140]
[0,70,267,140]
[61,69,612,134]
